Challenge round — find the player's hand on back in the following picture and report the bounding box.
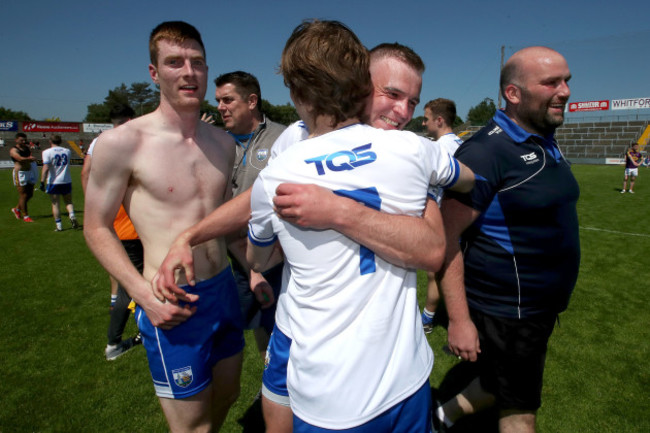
[273,183,342,229]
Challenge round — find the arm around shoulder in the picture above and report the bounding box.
[448,161,475,193]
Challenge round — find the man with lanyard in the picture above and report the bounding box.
[214,71,286,361]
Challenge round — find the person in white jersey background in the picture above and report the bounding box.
[247,19,474,432]
[420,98,465,333]
[40,134,78,231]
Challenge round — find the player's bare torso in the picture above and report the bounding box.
[97,112,236,284]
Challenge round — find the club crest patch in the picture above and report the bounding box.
[172,366,193,388]
[264,351,271,370]
[256,149,269,161]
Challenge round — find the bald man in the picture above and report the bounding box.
[432,46,579,433]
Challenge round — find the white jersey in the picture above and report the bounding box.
[249,123,459,429]
[87,138,98,157]
[268,120,310,340]
[428,132,463,204]
[42,146,72,185]
[270,120,309,160]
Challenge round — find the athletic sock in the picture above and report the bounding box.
[110,294,117,308]
[435,404,454,428]
[423,308,435,320]
[69,212,76,219]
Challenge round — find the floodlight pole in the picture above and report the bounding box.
[498,45,505,110]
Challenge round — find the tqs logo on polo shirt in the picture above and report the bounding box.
[520,152,539,164]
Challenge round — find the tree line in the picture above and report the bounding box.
[1,82,497,129]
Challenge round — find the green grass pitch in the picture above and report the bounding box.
[0,164,648,432]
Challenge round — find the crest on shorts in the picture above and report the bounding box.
[172,366,193,388]
[256,149,269,161]
[264,351,271,370]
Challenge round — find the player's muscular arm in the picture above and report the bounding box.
[247,240,282,275]
[273,183,445,271]
[436,196,482,361]
[447,161,475,193]
[228,236,277,308]
[81,153,92,194]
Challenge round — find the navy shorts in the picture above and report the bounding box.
[46,183,72,195]
[471,308,557,410]
[136,267,245,399]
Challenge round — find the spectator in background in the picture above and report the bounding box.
[433,46,579,433]
[214,71,286,362]
[81,103,142,360]
[621,142,642,193]
[40,134,78,231]
[10,132,37,222]
[421,98,465,333]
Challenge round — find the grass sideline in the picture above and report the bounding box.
[0,165,648,432]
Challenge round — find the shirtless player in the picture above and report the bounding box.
[83,21,243,432]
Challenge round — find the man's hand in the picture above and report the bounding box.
[142,296,197,330]
[250,271,275,309]
[447,317,481,362]
[151,235,199,304]
[200,112,216,125]
[273,183,340,229]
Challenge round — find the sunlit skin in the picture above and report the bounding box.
[505,47,571,137]
[422,107,444,140]
[365,56,422,130]
[215,83,258,134]
[148,39,208,114]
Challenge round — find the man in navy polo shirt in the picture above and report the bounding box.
[433,46,579,433]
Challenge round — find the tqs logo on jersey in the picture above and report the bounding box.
[520,152,539,164]
[305,143,377,175]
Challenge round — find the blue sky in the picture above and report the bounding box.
[1,0,649,122]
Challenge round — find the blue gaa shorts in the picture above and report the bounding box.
[46,183,72,195]
[261,324,291,406]
[293,380,432,433]
[136,267,245,399]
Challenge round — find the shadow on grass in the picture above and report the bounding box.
[237,393,265,433]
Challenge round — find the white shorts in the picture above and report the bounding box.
[625,168,639,177]
[13,167,37,187]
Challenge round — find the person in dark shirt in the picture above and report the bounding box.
[433,46,579,433]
